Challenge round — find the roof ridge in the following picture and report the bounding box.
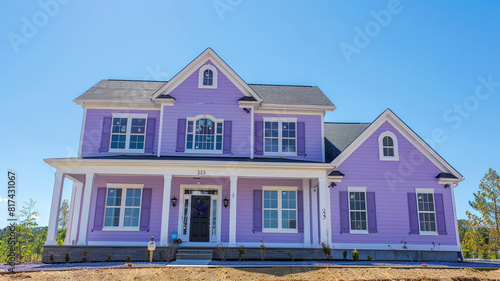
[324,122,371,124]
[106,79,169,82]
[248,83,316,87]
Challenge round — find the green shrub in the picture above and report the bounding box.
[238,245,245,261]
[106,253,111,262]
[65,253,70,263]
[49,254,54,263]
[321,242,332,260]
[342,249,347,260]
[127,255,132,262]
[352,249,359,261]
[81,250,88,262]
[367,255,372,261]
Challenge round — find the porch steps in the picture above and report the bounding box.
[175,249,213,260]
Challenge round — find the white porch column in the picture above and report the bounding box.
[318,176,330,244]
[310,180,319,246]
[228,176,238,246]
[77,173,94,245]
[66,182,83,245]
[302,179,311,247]
[46,172,65,245]
[160,174,173,245]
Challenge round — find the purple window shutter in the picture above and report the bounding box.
[253,190,262,232]
[176,119,186,152]
[297,191,304,232]
[367,192,377,233]
[339,191,349,233]
[254,121,263,155]
[99,117,112,153]
[223,120,232,154]
[408,193,419,234]
[140,188,152,231]
[297,122,306,156]
[144,118,156,154]
[93,187,106,231]
[435,193,447,235]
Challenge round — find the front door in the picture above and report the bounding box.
[189,196,211,242]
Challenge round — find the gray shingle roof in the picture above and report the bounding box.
[74,80,334,108]
[74,80,167,103]
[324,122,371,162]
[248,84,334,107]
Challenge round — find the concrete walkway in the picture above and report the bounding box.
[2,259,499,273]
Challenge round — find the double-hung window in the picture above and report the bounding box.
[186,116,223,153]
[110,114,147,152]
[416,189,437,234]
[263,117,297,156]
[262,186,297,233]
[103,184,143,230]
[378,131,399,161]
[348,187,368,234]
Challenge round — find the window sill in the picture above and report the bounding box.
[349,230,369,234]
[198,85,217,89]
[262,229,298,234]
[101,227,140,232]
[419,231,438,236]
[108,149,145,154]
[379,156,399,161]
[263,152,298,157]
[185,149,223,154]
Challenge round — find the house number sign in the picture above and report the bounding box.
[197,170,206,176]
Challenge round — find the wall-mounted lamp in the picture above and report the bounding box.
[223,197,229,208]
[444,184,451,189]
[171,196,178,207]
[329,182,336,188]
[243,108,250,113]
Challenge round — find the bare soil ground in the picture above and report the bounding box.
[2,267,500,281]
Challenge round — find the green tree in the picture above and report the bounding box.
[58,199,69,231]
[468,168,500,258]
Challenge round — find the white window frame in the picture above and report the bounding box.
[185,114,224,154]
[198,64,218,89]
[109,113,148,153]
[415,187,437,235]
[347,186,368,234]
[102,183,144,231]
[263,117,298,157]
[262,186,298,233]
[378,131,399,161]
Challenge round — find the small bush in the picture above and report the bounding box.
[342,249,347,260]
[321,242,332,260]
[287,251,294,261]
[260,240,267,261]
[238,245,245,261]
[352,249,359,261]
[106,253,111,262]
[65,253,70,263]
[216,243,227,261]
[367,255,372,261]
[81,250,88,262]
[127,255,132,262]
[49,254,54,263]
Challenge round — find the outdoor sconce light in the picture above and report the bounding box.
[223,197,229,208]
[444,184,451,189]
[171,196,178,207]
[329,182,336,188]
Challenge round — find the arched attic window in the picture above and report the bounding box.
[378,131,399,161]
[198,64,218,89]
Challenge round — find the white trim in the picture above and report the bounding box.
[229,176,238,246]
[67,182,83,245]
[187,114,224,122]
[78,107,87,157]
[302,179,311,247]
[332,109,463,181]
[310,179,319,246]
[451,183,463,256]
[77,173,94,245]
[378,131,399,161]
[347,186,367,192]
[109,113,149,153]
[160,174,172,245]
[318,177,329,243]
[415,188,438,235]
[250,107,254,159]
[321,118,325,162]
[157,105,165,157]
[261,186,299,233]
[347,187,368,235]
[332,243,461,251]
[198,64,218,89]
[262,118,298,156]
[46,172,65,245]
[64,182,76,245]
[152,48,262,102]
[102,183,145,231]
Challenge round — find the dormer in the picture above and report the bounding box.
[198,64,218,89]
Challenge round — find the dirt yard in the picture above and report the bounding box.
[2,267,500,281]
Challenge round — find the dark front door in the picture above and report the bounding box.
[189,196,211,242]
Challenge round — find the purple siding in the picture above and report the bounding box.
[236,178,303,244]
[331,121,457,246]
[160,61,251,157]
[87,175,164,242]
[254,114,323,162]
[81,109,160,157]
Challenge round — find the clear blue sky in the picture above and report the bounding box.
[1,0,499,228]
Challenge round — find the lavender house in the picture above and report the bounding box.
[43,48,464,262]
